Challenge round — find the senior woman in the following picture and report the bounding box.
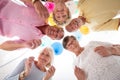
[0,0,64,51]
[4,47,55,80]
[52,0,71,25]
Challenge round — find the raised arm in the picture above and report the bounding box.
[112,44,120,55]
[74,66,86,80]
[0,39,41,51]
[94,44,120,57]
[4,57,35,80]
[21,0,49,21]
[43,66,56,80]
[4,59,26,80]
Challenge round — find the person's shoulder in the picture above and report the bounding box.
[87,41,102,47]
[20,58,27,64]
[88,41,112,47]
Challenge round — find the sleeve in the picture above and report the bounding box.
[78,0,85,8]
[3,58,27,80]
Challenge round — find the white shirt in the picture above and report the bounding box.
[74,41,120,80]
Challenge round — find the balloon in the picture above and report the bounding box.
[48,13,56,26]
[44,2,54,13]
[73,31,82,41]
[51,42,63,55]
[80,25,89,35]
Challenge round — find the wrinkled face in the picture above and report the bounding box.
[38,48,51,66]
[66,37,80,53]
[46,26,64,40]
[53,2,69,24]
[66,18,83,32]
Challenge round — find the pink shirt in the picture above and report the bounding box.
[0,0,45,41]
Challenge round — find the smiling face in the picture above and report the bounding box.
[65,37,80,53]
[46,26,64,40]
[63,36,80,55]
[53,2,70,25]
[66,16,85,32]
[38,48,53,67]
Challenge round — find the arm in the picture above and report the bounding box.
[4,57,35,80]
[111,45,120,55]
[4,59,26,80]
[0,39,41,51]
[19,57,35,80]
[21,0,49,22]
[43,66,56,80]
[0,40,27,51]
[94,44,120,57]
[74,66,86,80]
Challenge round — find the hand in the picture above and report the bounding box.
[24,57,35,76]
[21,0,32,4]
[24,39,42,49]
[33,1,49,22]
[53,0,65,3]
[74,66,86,80]
[43,66,56,80]
[94,46,115,57]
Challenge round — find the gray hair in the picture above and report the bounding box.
[43,47,54,67]
[53,8,71,25]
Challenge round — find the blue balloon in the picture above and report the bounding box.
[73,31,82,41]
[51,42,63,55]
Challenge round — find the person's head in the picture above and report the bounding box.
[46,25,64,40]
[65,16,86,32]
[53,1,71,25]
[38,47,54,68]
[62,35,80,54]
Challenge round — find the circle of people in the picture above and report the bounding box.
[0,0,120,80]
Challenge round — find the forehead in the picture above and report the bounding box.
[66,37,75,44]
[41,48,50,54]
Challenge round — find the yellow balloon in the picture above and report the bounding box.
[48,13,56,26]
[80,25,89,35]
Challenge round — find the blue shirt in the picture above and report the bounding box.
[4,59,46,80]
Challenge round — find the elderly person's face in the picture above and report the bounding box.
[38,48,51,66]
[66,17,85,32]
[46,26,64,40]
[53,2,69,24]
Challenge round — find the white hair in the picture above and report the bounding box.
[42,47,54,67]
